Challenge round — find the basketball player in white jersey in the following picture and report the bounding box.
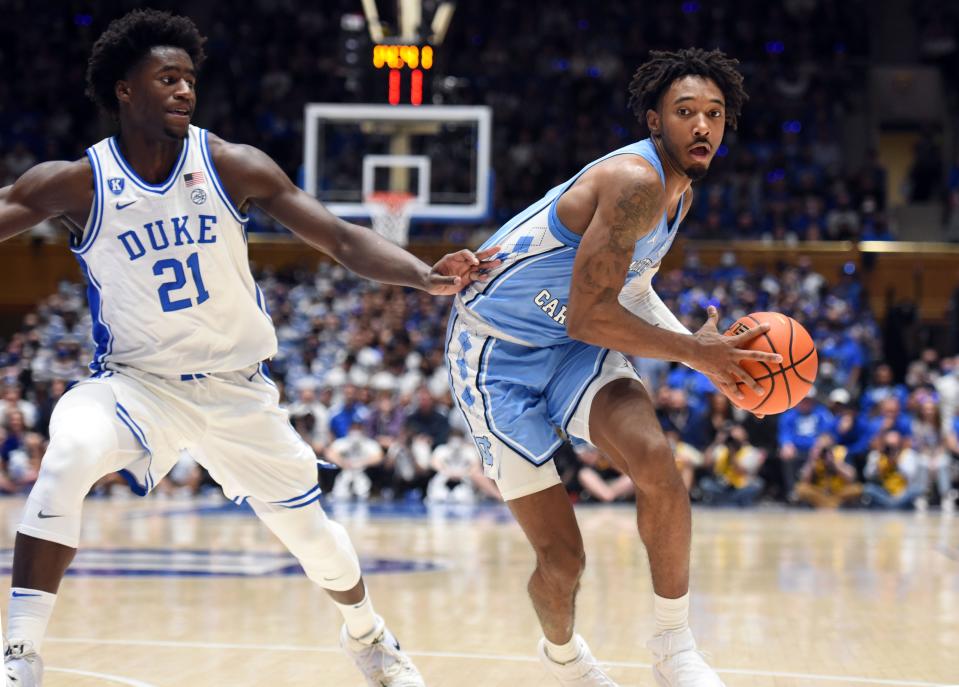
[446,49,779,686]
[0,10,500,687]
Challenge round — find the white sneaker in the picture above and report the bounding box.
[340,617,425,687]
[536,635,619,686]
[646,628,724,687]
[4,641,43,686]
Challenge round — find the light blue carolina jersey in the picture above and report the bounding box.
[456,138,684,347]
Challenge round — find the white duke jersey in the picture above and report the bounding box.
[72,125,276,376]
[456,138,684,347]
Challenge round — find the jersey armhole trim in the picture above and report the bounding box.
[547,199,583,247]
[71,148,104,255]
[543,144,662,249]
[200,129,249,224]
[669,191,685,234]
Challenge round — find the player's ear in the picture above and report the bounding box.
[115,80,131,106]
[646,109,660,138]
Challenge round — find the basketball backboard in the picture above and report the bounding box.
[303,103,491,222]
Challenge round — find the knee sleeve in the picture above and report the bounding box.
[19,384,130,548]
[253,503,362,592]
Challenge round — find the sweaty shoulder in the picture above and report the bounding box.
[206,133,291,212]
[556,154,666,236]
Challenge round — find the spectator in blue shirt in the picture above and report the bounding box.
[860,363,909,412]
[329,383,370,440]
[828,389,871,477]
[861,397,913,452]
[819,326,868,391]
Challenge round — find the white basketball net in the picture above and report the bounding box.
[365,192,415,246]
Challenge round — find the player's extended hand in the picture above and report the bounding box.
[425,246,502,295]
[689,306,782,399]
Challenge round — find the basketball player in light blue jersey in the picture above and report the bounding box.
[447,49,780,686]
[0,10,500,687]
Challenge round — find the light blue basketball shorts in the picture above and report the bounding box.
[445,308,641,500]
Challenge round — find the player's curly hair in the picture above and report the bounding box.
[627,48,747,130]
[86,9,206,115]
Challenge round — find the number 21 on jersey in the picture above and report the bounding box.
[153,252,210,312]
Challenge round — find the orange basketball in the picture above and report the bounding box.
[721,312,818,415]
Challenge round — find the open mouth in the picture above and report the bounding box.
[688,144,711,160]
[167,108,192,120]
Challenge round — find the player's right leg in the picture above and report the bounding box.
[445,314,617,686]
[6,382,146,687]
[506,486,618,687]
[193,366,424,687]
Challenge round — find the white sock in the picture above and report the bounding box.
[654,592,690,635]
[7,588,57,651]
[333,592,379,643]
[544,635,582,664]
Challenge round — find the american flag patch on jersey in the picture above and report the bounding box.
[183,171,206,187]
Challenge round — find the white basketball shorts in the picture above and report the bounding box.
[80,362,320,510]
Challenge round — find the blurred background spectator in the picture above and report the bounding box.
[698,424,765,507]
[863,430,926,510]
[794,434,863,509]
[569,443,634,504]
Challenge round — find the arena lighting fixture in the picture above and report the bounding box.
[430,2,455,45]
[360,0,385,43]
[361,0,455,46]
[399,0,421,41]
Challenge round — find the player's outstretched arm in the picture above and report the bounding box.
[210,137,499,294]
[565,162,779,394]
[0,160,91,243]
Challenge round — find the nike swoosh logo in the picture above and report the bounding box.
[10,591,41,598]
[37,510,63,519]
[116,200,138,210]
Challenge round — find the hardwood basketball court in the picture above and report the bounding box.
[0,497,954,686]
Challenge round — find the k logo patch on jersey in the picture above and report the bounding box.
[107,177,125,195]
[191,188,207,205]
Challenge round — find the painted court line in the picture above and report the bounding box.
[47,667,159,686]
[46,637,953,687]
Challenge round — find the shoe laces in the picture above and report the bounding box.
[5,642,39,686]
[359,635,420,682]
[4,642,37,661]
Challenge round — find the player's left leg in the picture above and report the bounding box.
[584,376,725,687]
[249,500,423,686]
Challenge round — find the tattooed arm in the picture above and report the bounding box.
[567,160,693,358]
[566,158,779,391]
